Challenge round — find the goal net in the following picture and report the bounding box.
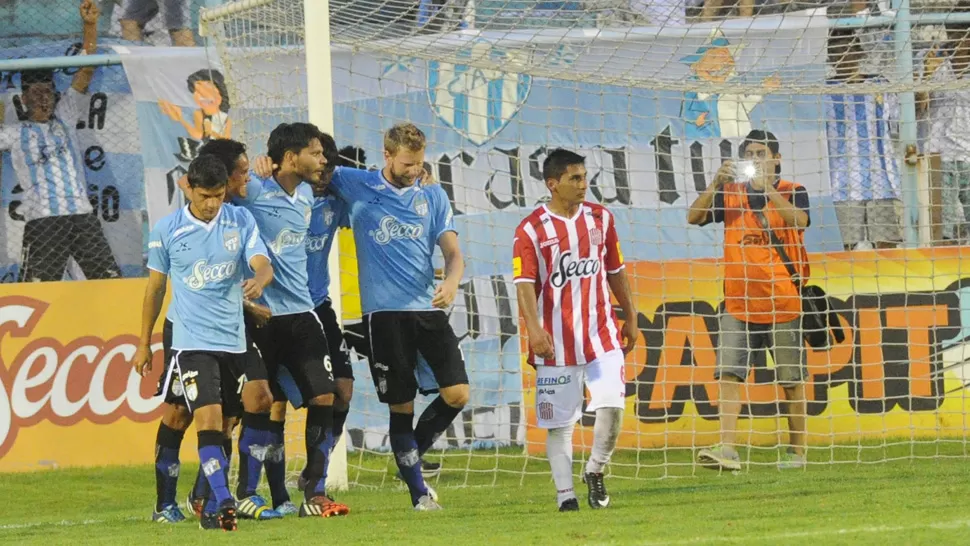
[200,0,970,488]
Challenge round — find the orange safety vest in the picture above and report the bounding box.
[720,180,809,324]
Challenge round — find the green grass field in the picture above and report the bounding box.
[2,443,968,545]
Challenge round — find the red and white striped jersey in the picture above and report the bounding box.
[513,202,625,367]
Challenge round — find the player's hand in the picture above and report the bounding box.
[712,160,733,188]
[620,319,638,355]
[242,279,264,301]
[431,279,458,308]
[253,155,277,178]
[131,343,153,377]
[80,0,100,25]
[244,300,272,327]
[529,329,555,361]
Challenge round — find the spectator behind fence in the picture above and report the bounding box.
[922,24,970,243]
[825,31,903,251]
[0,0,121,282]
[120,0,196,46]
[687,130,811,472]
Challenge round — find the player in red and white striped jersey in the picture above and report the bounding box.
[513,148,637,512]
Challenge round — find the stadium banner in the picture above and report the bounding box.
[523,246,970,452]
[0,279,169,472]
[0,40,145,282]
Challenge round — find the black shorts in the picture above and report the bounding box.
[313,300,354,381]
[157,318,266,416]
[165,350,248,415]
[364,311,468,405]
[19,213,120,282]
[250,311,335,406]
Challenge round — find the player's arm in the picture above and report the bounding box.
[431,190,463,308]
[687,161,730,225]
[431,231,463,309]
[604,218,637,354]
[132,269,167,376]
[72,0,99,94]
[243,300,272,327]
[512,228,553,360]
[240,211,274,301]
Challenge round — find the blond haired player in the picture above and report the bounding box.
[512,148,637,512]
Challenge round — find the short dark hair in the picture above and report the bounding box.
[267,122,322,166]
[740,129,780,156]
[319,131,338,169]
[20,69,54,91]
[542,148,586,182]
[186,69,230,112]
[337,145,367,169]
[187,154,229,190]
[198,138,247,176]
[740,129,782,175]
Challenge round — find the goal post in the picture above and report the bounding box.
[199,0,970,488]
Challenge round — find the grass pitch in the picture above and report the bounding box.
[1,443,967,545]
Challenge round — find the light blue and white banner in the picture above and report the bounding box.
[0,40,145,281]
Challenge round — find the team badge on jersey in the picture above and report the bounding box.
[304,205,312,225]
[589,228,603,246]
[224,230,240,252]
[414,193,429,217]
[324,207,334,226]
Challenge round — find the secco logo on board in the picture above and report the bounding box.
[0,297,165,458]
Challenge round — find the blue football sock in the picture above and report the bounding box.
[154,423,184,512]
[265,420,290,507]
[237,412,272,498]
[304,405,334,500]
[389,412,427,506]
[197,430,233,507]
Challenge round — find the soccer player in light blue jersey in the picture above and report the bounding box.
[328,123,469,511]
[233,122,350,518]
[132,154,274,532]
[148,139,282,523]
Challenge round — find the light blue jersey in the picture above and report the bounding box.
[306,192,350,307]
[330,167,456,314]
[147,205,268,353]
[233,173,315,316]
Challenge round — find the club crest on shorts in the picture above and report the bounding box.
[427,39,533,146]
[538,401,554,421]
[414,193,429,217]
[589,228,603,246]
[223,230,240,252]
[181,370,199,401]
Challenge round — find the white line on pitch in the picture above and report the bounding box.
[0,516,141,531]
[629,519,970,545]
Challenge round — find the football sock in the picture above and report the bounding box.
[154,422,184,512]
[190,436,226,501]
[585,408,623,475]
[546,425,576,505]
[237,412,273,498]
[304,405,335,500]
[197,430,233,507]
[265,419,290,507]
[389,412,428,506]
[414,396,462,456]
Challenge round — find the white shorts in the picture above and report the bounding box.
[535,350,626,429]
